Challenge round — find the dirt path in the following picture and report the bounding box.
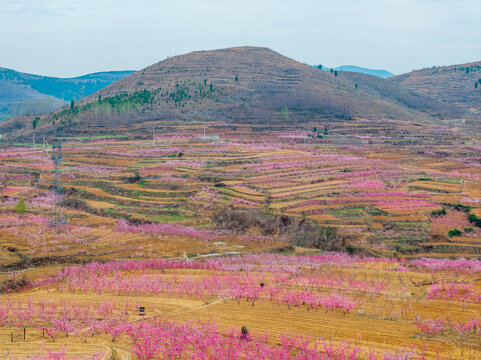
[111,347,132,360]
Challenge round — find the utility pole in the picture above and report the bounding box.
[43,137,52,151]
[33,133,36,149]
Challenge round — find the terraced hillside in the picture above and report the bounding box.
[0,122,479,359]
[86,47,450,121]
[0,121,480,265]
[390,61,481,113]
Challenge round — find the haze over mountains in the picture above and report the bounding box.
[334,66,394,79]
[0,68,135,120]
[2,46,480,137]
[312,65,394,79]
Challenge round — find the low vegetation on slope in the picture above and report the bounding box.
[390,61,481,112]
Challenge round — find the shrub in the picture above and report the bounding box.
[443,203,471,212]
[447,229,462,237]
[431,209,446,216]
[346,245,356,254]
[469,214,481,228]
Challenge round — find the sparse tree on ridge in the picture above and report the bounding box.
[32,117,39,130]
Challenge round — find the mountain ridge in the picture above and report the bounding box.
[78,46,444,125]
[1,46,475,138]
[389,61,481,112]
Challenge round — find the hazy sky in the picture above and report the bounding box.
[1,0,480,77]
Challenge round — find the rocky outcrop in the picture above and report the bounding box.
[214,208,345,251]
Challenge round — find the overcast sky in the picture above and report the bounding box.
[1,0,480,78]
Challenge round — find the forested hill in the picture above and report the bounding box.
[0,68,135,120]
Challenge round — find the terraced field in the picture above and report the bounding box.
[0,122,479,359]
[1,126,481,259]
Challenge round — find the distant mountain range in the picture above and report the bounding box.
[313,65,394,79]
[0,68,135,120]
[335,65,394,79]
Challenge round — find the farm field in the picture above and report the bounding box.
[0,121,480,359]
[3,255,481,359]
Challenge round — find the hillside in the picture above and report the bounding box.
[336,71,452,117]
[335,65,394,79]
[0,68,135,120]
[389,61,481,113]
[35,46,451,132]
[0,78,65,121]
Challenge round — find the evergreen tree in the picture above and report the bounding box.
[32,117,39,130]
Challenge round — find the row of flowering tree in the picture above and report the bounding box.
[44,268,361,314]
[0,301,450,360]
[125,318,450,360]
